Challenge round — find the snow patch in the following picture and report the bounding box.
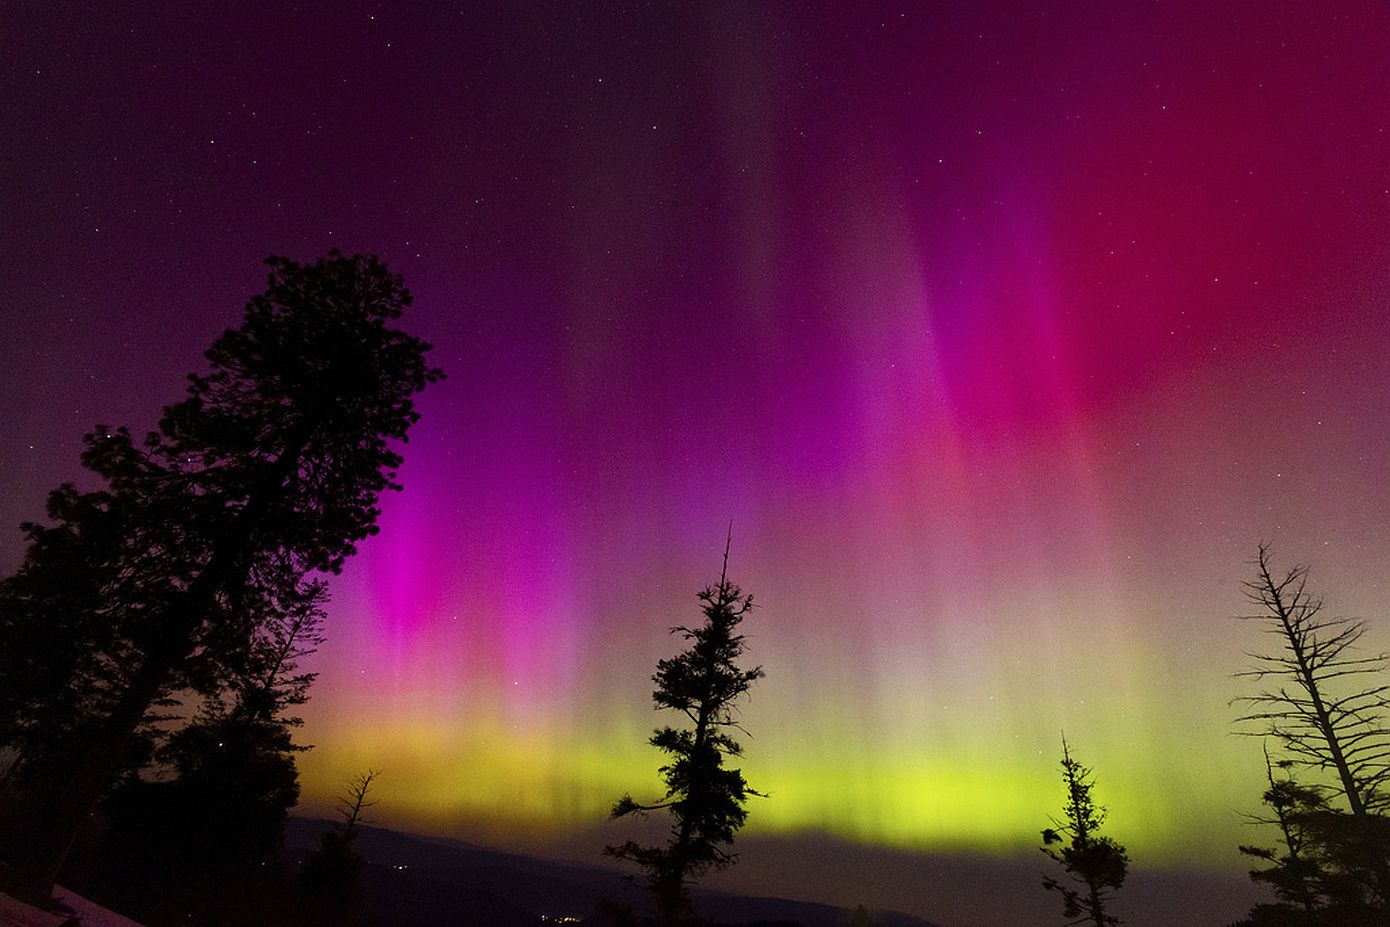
[0,887,143,927]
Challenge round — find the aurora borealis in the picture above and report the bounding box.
[4,3,1390,924]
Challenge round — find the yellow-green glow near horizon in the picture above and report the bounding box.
[296,527,1355,871]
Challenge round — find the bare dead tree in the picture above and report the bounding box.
[1234,543,1390,917]
[301,769,380,925]
[338,769,380,841]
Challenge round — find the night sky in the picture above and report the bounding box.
[4,3,1390,925]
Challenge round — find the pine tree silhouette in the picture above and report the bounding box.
[607,538,764,926]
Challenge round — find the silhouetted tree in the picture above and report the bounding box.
[607,543,764,926]
[336,769,379,839]
[1234,545,1390,917]
[1040,736,1128,926]
[1237,747,1336,922]
[1232,750,1390,926]
[232,575,328,731]
[0,485,161,797]
[300,770,379,927]
[89,577,327,923]
[94,712,301,925]
[0,251,441,891]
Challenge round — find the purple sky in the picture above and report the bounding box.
[5,4,1390,925]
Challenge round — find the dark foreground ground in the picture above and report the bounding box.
[17,816,1257,926]
[283,819,939,927]
[282,818,1264,927]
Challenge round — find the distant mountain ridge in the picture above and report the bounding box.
[285,818,941,927]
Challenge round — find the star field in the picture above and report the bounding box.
[3,3,1390,925]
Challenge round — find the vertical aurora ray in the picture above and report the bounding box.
[308,157,1228,865]
[4,1,1389,901]
[291,2,1390,872]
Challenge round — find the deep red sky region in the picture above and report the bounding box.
[3,4,1390,925]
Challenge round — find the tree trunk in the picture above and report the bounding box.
[1263,559,1390,922]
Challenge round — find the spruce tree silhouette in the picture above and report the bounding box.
[0,252,441,893]
[1040,736,1128,926]
[1233,747,1352,926]
[606,539,764,926]
[1234,544,1390,922]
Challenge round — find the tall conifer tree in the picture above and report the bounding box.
[1040,737,1128,926]
[607,542,764,926]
